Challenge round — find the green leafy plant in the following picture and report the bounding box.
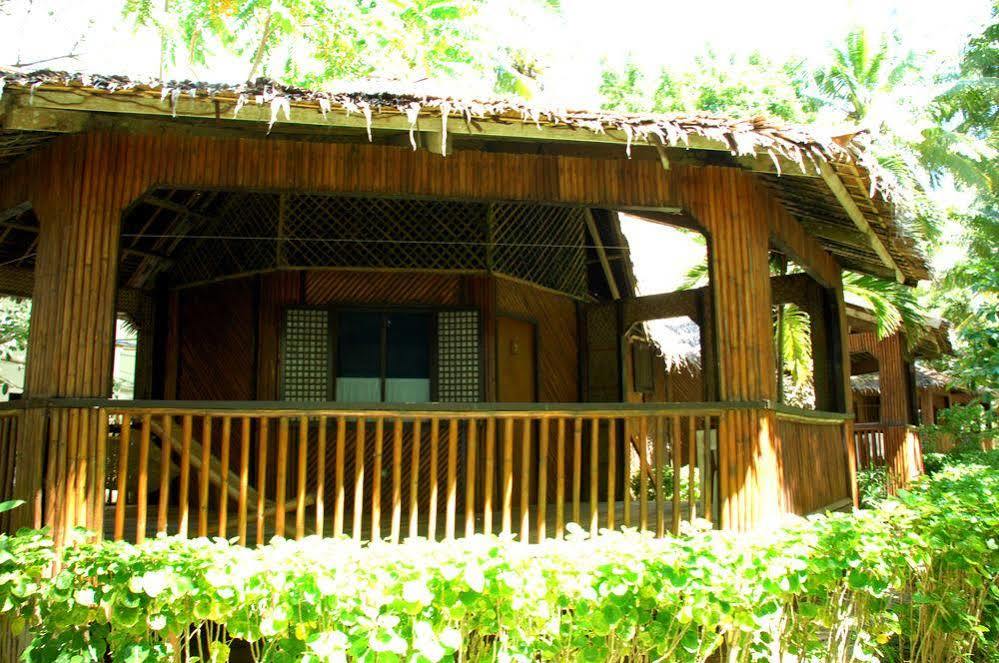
[857,467,888,508]
[629,462,700,504]
[1,455,998,662]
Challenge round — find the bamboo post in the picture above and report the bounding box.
[352,418,366,542]
[256,418,269,546]
[113,414,131,541]
[536,418,548,542]
[671,416,681,534]
[465,419,477,538]
[135,415,151,544]
[408,419,422,539]
[334,416,346,537]
[198,416,212,537]
[316,415,327,537]
[519,418,531,543]
[391,418,403,543]
[703,416,713,526]
[372,418,383,543]
[556,418,565,538]
[274,417,288,538]
[427,418,439,540]
[179,415,192,538]
[636,417,648,532]
[218,416,231,538]
[623,418,632,528]
[502,418,514,535]
[589,418,599,537]
[688,416,697,520]
[572,417,582,526]
[238,416,250,545]
[607,419,616,532]
[445,419,458,540]
[483,418,495,535]
[157,415,173,535]
[296,416,308,540]
[655,416,665,537]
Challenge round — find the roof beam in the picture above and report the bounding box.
[140,195,216,225]
[583,208,620,300]
[1,104,89,133]
[819,162,905,284]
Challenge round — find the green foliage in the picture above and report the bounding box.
[921,402,998,453]
[809,29,917,123]
[857,467,888,508]
[598,51,816,121]
[629,462,699,504]
[843,271,927,344]
[937,199,999,395]
[122,0,559,97]
[0,296,30,397]
[2,455,999,661]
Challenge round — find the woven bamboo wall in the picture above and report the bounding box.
[776,418,852,514]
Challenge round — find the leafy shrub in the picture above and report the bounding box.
[629,463,700,503]
[1,453,997,662]
[857,467,888,507]
[921,401,997,453]
[922,451,948,476]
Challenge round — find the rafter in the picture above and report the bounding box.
[818,162,904,284]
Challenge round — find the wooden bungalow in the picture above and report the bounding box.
[0,68,930,549]
[846,305,955,483]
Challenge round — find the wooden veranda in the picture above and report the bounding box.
[0,69,930,550]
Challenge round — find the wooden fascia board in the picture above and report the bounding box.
[9,88,819,176]
[819,161,905,284]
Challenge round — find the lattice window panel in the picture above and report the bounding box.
[281,308,331,401]
[169,194,489,286]
[436,310,481,402]
[172,193,279,285]
[282,195,488,272]
[491,203,587,298]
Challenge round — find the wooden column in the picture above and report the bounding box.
[674,167,779,530]
[834,282,859,507]
[14,135,124,539]
[849,330,921,491]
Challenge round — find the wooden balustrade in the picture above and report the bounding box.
[91,403,722,545]
[853,423,887,470]
[0,400,864,543]
[0,408,20,533]
[853,422,923,493]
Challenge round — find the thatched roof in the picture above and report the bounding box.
[646,317,702,373]
[0,66,929,283]
[851,363,972,397]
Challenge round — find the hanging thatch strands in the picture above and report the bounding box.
[0,66,901,203]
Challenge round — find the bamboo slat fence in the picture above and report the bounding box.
[0,400,857,544]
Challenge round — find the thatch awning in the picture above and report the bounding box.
[851,364,972,397]
[646,317,701,373]
[0,66,929,283]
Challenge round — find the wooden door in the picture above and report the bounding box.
[497,316,537,402]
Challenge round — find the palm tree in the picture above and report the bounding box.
[811,30,915,124]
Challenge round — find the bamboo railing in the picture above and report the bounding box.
[853,423,887,469]
[86,402,723,545]
[0,409,20,533]
[0,400,865,543]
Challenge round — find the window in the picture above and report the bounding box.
[282,307,480,403]
[336,311,432,403]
